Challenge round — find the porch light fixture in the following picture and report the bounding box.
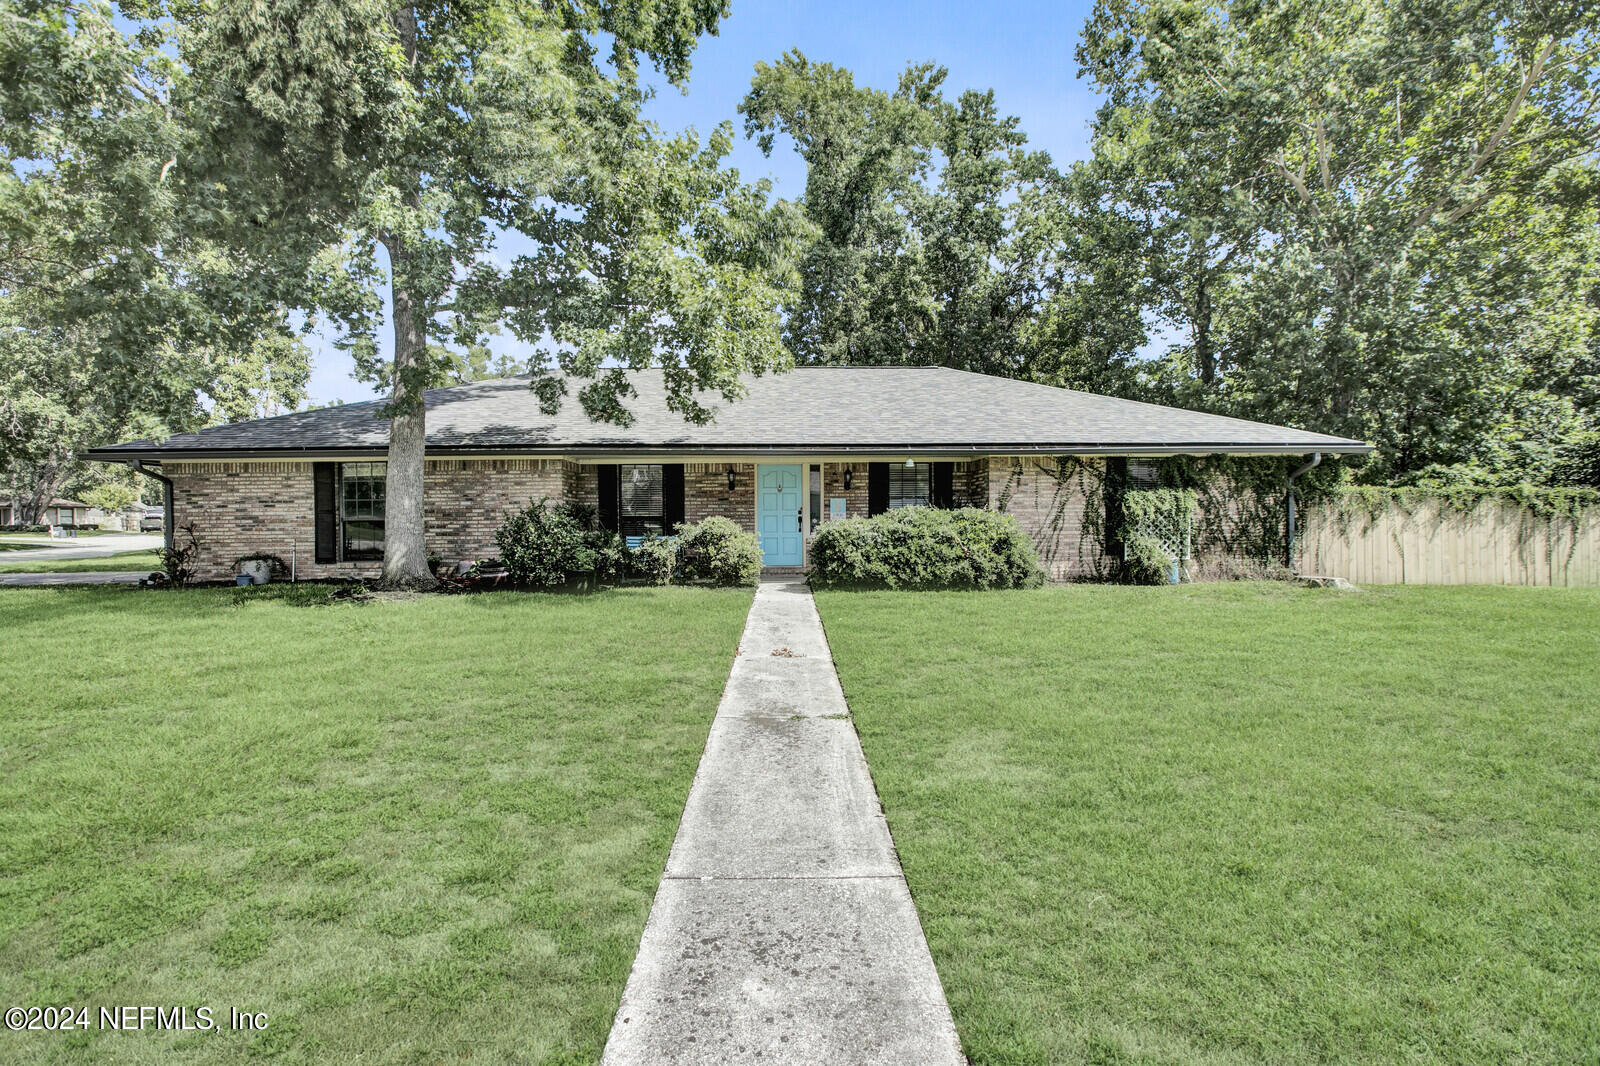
[843,466,853,490]
[726,465,737,491]
[904,457,916,467]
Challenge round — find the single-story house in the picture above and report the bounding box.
[87,367,1370,581]
[1,498,98,527]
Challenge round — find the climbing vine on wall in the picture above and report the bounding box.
[1319,485,1600,573]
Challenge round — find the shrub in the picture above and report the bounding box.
[590,530,628,585]
[157,523,202,587]
[494,498,619,588]
[630,536,677,586]
[807,507,1044,589]
[673,516,762,587]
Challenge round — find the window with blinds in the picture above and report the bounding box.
[888,464,930,509]
[620,464,665,537]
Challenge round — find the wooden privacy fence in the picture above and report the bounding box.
[1296,493,1600,587]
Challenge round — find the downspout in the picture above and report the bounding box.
[131,460,174,553]
[1285,452,1321,571]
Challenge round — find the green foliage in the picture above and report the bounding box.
[1328,484,1599,530]
[1119,488,1198,585]
[1076,0,1600,483]
[740,52,1105,380]
[673,516,763,587]
[180,0,801,424]
[808,507,1045,589]
[629,536,677,586]
[0,4,308,521]
[493,498,621,588]
[157,523,201,588]
[80,482,137,515]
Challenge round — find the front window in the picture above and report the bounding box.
[889,460,928,505]
[620,464,664,539]
[341,462,385,560]
[888,463,930,509]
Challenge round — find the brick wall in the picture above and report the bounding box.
[165,454,1117,582]
[562,461,596,511]
[988,456,1115,580]
[820,463,869,521]
[166,461,329,582]
[422,459,564,559]
[959,459,989,508]
[167,459,562,582]
[683,463,755,531]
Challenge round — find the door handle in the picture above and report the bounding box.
[797,508,803,533]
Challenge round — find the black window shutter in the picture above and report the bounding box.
[313,462,337,563]
[867,462,889,516]
[932,462,954,508]
[662,464,685,531]
[1104,457,1129,557]
[597,466,619,532]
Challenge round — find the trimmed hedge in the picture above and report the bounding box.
[807,507,1044,589]
[629,536,676,586]
[673,516,762,587]
[495,499,625,587]
[494,506,760,589]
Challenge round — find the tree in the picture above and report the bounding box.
[740,51,1084,377]
[180,0,801,587]
[1078,0,1600,482]
[0,0,307,525]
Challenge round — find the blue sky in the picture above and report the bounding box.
[305,0,1104,405]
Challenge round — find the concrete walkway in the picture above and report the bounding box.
[602,578,964,1066]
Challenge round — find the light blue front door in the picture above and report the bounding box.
[756,464,804,566]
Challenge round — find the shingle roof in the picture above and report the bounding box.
[88,367,1370,459]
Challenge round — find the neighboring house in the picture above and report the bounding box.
[87,367,1370,581]
[1,498,98,527]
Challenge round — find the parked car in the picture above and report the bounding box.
[139,508,164,532]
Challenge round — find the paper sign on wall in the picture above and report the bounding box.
[829,497,847,520]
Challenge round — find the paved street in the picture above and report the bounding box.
[0,533,162,562]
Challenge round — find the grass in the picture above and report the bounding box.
[0,549,163,573]
[814,583,1600,1066]
[0,584,751,1064]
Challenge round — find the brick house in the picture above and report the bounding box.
[88,367,1369,582]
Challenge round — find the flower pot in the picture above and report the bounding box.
[235,574,253,587]
[239,559,272,585]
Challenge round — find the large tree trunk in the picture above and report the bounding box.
[377,4,433,590]
[379,240,435,589]
[16,456,67,526]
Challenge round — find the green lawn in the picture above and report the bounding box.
[815,583,1600,1066]
[0,549,162,573]
[0,584,751,1064]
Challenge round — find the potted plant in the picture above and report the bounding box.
[232,552,287,585]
